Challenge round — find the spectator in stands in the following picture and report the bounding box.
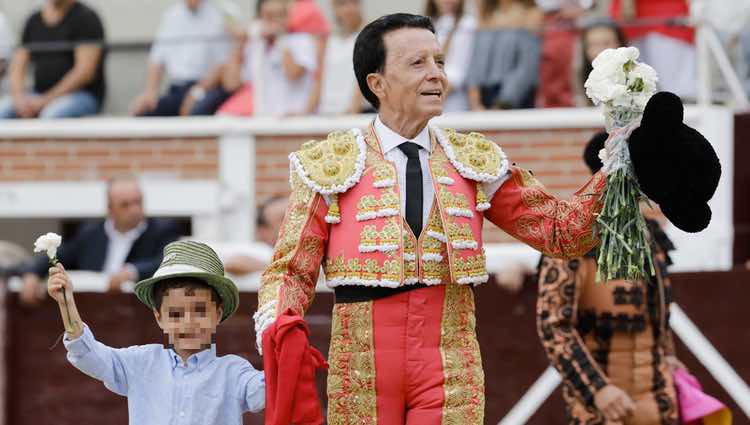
[426,0,477,112]
[610,0,697,100]
[287,0,331,115]
[316,0,364,115]
[0,12,13,87]
[0,0,105,119]
[178,21,247,117]
[19,177,180,305]
[535,0,595,107]
[574,18,626,106]
[215,0,317,117]
[466,0,543,110]
[129,0,233,116]
[224,196,288,276]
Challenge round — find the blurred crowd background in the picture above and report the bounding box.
[0,0,748,119]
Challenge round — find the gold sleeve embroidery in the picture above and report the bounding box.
[258,171,327,319]
[485,167,605,258]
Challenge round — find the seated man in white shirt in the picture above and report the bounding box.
[19,177,181,305]
[129,0,232,116]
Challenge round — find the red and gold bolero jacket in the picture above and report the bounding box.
[254,125,606,337]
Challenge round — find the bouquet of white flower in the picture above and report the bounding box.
[584,47,658,281]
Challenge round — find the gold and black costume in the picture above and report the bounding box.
[537,221,679,425]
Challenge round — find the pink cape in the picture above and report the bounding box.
[673,368,732,425]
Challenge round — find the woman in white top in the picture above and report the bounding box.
[425,0,477,112]
[317,0,365,115]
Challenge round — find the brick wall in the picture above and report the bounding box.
[1,127,600,243]
[0,137,219,181]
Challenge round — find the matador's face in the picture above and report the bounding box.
[372,28,447,123]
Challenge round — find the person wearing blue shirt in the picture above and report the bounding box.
[47,240,265,425]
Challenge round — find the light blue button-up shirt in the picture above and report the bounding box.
[64,324,265,425]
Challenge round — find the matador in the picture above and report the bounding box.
[255,13,608,424]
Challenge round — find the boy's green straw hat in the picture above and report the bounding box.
[135,240,239,322]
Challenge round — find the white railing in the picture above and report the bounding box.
[692,0,750,109]
[0,106,735,271]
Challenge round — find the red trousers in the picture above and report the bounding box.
[327,284,484,425]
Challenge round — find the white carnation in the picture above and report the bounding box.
[33,232,62,260]
[586,81,628,106]
[590,46,639,73]
[627,63,658,93]
[585,46,658,113]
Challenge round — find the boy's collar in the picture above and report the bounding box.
[169,344,217,371]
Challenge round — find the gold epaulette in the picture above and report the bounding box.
[432,127,510,211]
[433,127,509,183]
[290,128,366,195]
[289,128,367,223]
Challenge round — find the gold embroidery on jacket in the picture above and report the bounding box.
[452,251,488,283]
[444,129,504,178]
[514,169,605,257]
[258,171,321,315]
[295,131,360,191]
[355,190,400,221]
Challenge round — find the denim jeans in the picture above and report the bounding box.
[0,90,100,119]
[140,82,195,117]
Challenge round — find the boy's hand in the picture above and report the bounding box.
[47,263,74,305]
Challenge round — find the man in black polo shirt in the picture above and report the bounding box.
[0,0,106,119]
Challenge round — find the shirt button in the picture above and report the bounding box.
[180,411,185,417]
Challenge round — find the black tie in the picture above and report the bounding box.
[397,142,423,237]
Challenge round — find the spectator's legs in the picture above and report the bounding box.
[190,87,233,115]
[0,95,19,118]
[143,82,195,117]
[38,91,99,119]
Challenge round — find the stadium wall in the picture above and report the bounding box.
[0,107,735,271]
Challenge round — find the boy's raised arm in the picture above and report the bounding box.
[47,264,133,396]
[47,264,83,339]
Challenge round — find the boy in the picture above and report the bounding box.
[47,240,264,425]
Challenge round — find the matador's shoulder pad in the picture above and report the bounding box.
[289,128,367,195]
[432,127,510,183]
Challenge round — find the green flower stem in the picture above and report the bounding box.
[595,167,656,282]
